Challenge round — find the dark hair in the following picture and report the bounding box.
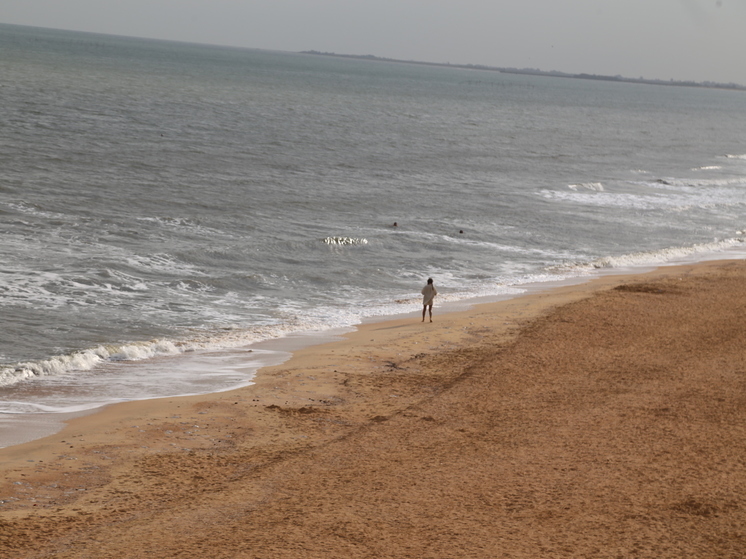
[427,278,433,284]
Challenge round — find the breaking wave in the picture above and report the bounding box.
[652,177,746,188]
[552,238,745,273]
[568,182,604,191]
[0,340,186,388]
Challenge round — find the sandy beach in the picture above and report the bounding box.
[1,260,745,558]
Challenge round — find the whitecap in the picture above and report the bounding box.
[568,182,604,191]
[125,253,205,276]
[0,340,185,388]
[554,238,745,272]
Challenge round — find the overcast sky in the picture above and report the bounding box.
[2,0,745,85]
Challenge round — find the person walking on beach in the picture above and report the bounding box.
[421,278,437,322]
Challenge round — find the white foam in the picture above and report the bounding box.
[125,253,205,276]
[4,201,68,221]
[3,234,744,403]
[0,340,187,388]
[556,238,744,272]
[568,182,604,191]
[0,267,153,310]
[544,179,746,211]
[1,350,105,387]
[107,340,182,361]
[649,177,746,188]
[135,216,232,239]
[0,347,283,416]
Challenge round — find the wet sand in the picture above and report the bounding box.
[1,260,745,558]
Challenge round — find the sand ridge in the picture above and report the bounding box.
[1,261,745,558]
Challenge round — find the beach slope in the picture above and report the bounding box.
[1,261,745,558]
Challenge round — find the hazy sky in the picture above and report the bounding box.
[3,0,746,84]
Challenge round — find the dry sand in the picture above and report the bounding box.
[1,260,745,558]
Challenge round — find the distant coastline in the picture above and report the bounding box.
[301,51,746,92]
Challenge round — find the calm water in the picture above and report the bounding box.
[2,23,746,414]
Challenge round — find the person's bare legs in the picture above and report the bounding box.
[423,304,433,322]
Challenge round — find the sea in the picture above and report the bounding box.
[2,23,746,429]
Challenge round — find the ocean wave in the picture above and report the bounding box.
[0,317,318,389]
[4,235,743,390]
[135,216,232,238]
[553,238,744,273]
[125,253,206,276]
[0,340,184,388]
[725,154,746,159]
[323,236,368,245]
[568,182,604,191]
[542,190,667,210]
[4,201,69,221]
[0,268,150,310]
[545,181,746,212]
[651,177,746,188]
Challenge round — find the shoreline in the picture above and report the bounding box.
[300,50,746,92]
[0,327,358,451]
[2,243,744,450]
[0,265,637,451]
[0,266,589,451]
[2,259,745,557]
[0,258,655,461]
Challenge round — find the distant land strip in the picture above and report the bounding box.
[300,51,746,92]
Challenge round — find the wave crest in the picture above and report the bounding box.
[0,340,183,388]
[553,238,744,273]
[568,182,604,191]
